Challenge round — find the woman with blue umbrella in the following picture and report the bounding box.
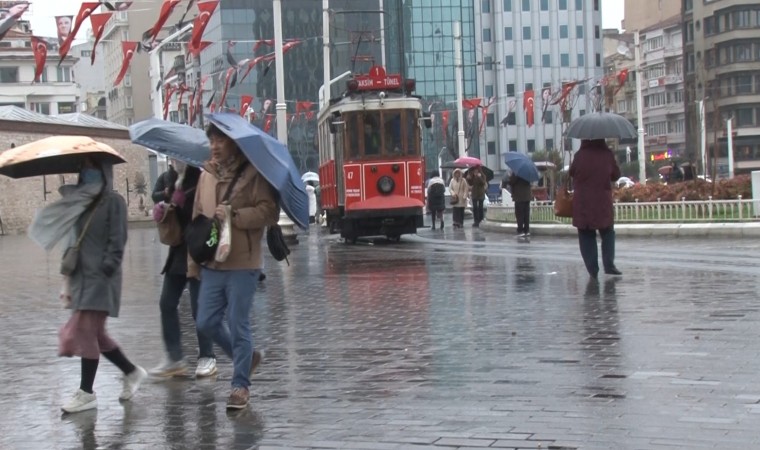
[504,152,539,237]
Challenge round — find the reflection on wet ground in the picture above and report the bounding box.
[1,226,760,449]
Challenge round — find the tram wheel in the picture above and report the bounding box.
[387,235,401,242]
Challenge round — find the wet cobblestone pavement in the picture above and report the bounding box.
[1,223,760,449]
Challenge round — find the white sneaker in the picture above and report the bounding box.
[119,366,147,401]
[149,358,188,378]
[61,389,97,413]
[195,357,217,377]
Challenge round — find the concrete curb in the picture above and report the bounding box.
[480,220,760,238]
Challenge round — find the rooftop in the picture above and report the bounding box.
[0,106,126,130]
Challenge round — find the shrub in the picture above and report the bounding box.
[613,175,752,202]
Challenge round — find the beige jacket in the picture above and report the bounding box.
[188,161,279,277]
[449,172,469,207]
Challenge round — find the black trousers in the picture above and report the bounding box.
[472,199,485,224]
[577,227,615,276]
[514,201,530,234]
[452,207,465,226]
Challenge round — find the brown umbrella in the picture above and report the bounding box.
[0,136,125,179]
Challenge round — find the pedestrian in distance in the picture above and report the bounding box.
[151,163,178,205]
[28,157,147,414]
[426,170,446,230]
[466,166,487,227]
[569,139,623,279]
[149,161,218,379]
[305,181,317,224]
[508,173,532,237]
[189,124,279,410]
[448,168,469,229]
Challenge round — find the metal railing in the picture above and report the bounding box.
[488,196,759,224]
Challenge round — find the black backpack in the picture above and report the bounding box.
[266,224,290,265]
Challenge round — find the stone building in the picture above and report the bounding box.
[0,107,152,234]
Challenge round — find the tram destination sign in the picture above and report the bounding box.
[355,66,402,91]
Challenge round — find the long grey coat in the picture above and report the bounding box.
[69,165,127,318]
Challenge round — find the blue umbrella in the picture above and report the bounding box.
[206,113,309,230]
[129,118,209,167]
[504,152,540,183]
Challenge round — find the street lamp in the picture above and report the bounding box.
[617,30,646,184]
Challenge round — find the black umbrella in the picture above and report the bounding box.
[566,112,637,140]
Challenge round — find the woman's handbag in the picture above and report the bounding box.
[554,178,573,218]
[156,204,183,247]
[450,193,459,205]
[186,164,246,265]
[60,197,101,276]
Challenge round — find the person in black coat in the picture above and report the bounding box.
[427,170,446,230]
[508,174,532,236]
[149,164,218,379]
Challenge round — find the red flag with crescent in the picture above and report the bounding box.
[163,84,176,120]
[523,90,535,127]
[441,110,450,138]
[31,36,47,83]
[296,101,313,114]
[188,91,195,125]
[89,13,112,65]
[58,2,99,64]
[305,111,315,121]
[253,39,274,53]
[188,40,212,56]
[190,0,219,49]
[149,0,181,43]
[240,54,274,82]
[114,41,138,86]
[239,95,253,117]
[613,68,629,96]
[263,115,273,133]
[551,81,578,109]
[462,98,481,110]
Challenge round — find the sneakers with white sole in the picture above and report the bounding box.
[195,357,217,377]
[149,359,188,378]
[61,389,97,413]
[119,366,147,401]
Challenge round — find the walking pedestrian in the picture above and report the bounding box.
[448,169,468,228]
[467,167,487,227]
[426,170,446,230]
[508,173,532,236]
[29,157,147,414]
[149,162,218,379]
[189,124,279,409]
[569,139,622,279]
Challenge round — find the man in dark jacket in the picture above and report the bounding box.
[508,173,532,236]
[467,167,487,227]
[152,164,178,204]
[426,170,446,230]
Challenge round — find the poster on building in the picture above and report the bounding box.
[55,15,72,46]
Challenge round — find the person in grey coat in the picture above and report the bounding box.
[28,157,147,414]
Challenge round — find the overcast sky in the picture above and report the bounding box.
[23,0,627,41]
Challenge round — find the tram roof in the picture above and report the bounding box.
[318,96,422,122]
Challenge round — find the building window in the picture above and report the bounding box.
[31,102,50,114]
[545,112,553,124]
[125,73,131,87]
[483,28,492,42]
[509,139,517,151]
[527,139,535,152]
[524,55,532,68]
[575,0,583,10]
[484,56,493,70]
[594,25,600,39]
[126,96,133,108]
[737,108,754,127]
[577,54,585,66]
[482,0,491,13]
[505,55,514,68]
[0,67,19,83]
[487,141,496,155]
[644,36,664,52]
[121,29,129,41]
[542,54,550,66]
[506,112,516,125]
[58,102,75,113]
[506,83,515,96]
[578,84,586,95]
[503,0,511,12]
[546,138,554,150]
[504,27,513,40]
[80,50,91,57]
[522,0,530,11]
[56,66,72,82]
[580,109,586,116]
[541,26,550,39]
[560,25,568,38]
[487,113,495,126]
[595,53,601,67]
[559,0,567,10]
[576,25,583,38]
[617,100,627,112]
[523,26,531,39]
[540,0,548,10]
[593,0,599,11]
[560,53,570,67]
[485,85,494,98]
[525,82,533,91]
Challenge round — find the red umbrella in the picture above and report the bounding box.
[454,156,482,167]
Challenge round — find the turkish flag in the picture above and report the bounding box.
[263,115,273,133]
[89,13,113,65]
[523,90,535,127]
[551,81,578,110]
[114,41,138,86]
[58,2,99,64]
[253,39,274,53]
[305,111,315,121]
[296,101,313,114]
[462,98,481,110]
[188,41,212,56]
[190,1,219,50]
[31,36,47,83]
[163,85,176,120]
[188,92,195,125]
[240,54,274,82]
[218,67,237,109]
[239,95,253,117]
[613,68,629,96]
[441,110,450,138]
[148,0,181,43]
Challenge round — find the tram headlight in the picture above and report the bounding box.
[377,176,395,195]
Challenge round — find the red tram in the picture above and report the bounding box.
[317,66,426,243]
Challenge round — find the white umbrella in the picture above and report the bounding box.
[301,171,319,183]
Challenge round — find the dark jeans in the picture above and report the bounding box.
[515,201,530,234]
[431,209,444,228]
[577,227,616,276]
[159,274,214,362]
[452,207,465,226]
[472,198,485,224]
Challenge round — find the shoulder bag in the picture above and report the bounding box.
[554,177,573,218]
[60,196,102,276]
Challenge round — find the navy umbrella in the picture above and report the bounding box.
[504,152,540,183]
[565,112,637,140]
[129,118,210,167]
[206,113,309,230]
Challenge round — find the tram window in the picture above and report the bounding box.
[404,110,419,156]
[344,113,360,159]
[383,112,403,155]
[363,112,381,156]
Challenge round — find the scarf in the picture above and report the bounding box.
[28,181,104,251]
[213,152,247,181]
